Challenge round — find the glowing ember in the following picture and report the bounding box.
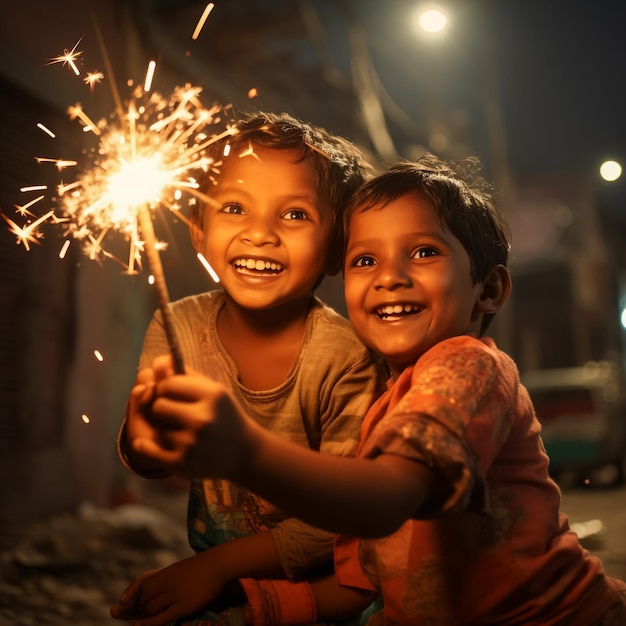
[15,195,45,216]
[37,123,56,138]
[197,252,220,283]
[67,104,101,135]
[84,70,104,90]
[59,239,71,258]
[46,38,83,76]
[144,61,156,91]
[35,157,78,170]
[192,3,215,40]
[2,210,54,251]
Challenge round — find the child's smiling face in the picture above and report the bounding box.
[192,145,335,311]
[344,192,486,378]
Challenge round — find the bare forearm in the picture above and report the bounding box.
[235,425,435,538]
[111,532,285,624]
[209,530,283,580]
[142,369,435,537]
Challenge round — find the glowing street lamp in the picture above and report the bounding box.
[413,6,447,34]
[599,159,622,182]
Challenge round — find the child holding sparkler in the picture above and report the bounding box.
[111,112,386,625]
[129,157,626,625]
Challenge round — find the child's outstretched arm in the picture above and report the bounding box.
[110,530,283,626]
[138,356,438,539]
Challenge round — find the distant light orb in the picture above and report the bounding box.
[599,160,622,182]
[415,8,447,33]
[621,306,626,330]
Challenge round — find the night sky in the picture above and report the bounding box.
[357,1,626,175]
[336,0,626,234]
[493,1,626,174]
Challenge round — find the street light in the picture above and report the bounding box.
[599,159,622,182]
[412,6,447,34]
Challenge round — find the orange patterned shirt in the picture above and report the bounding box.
[335,335,626,625]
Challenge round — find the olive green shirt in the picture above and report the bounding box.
[126,290,385,580]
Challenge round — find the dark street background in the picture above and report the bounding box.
[1,1,626,622]
[1,479,625,625]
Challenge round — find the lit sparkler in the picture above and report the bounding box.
[84,70,104,90]
[46,38,84,76]
[5,29,236,373]
[59,81,236,372]
[2,210,55,251]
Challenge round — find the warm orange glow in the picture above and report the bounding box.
[46,38,83,75]
[144,61,156,91]
[59,239,71,258]
[197,252,220,283]
[37,123,56,138]
[84,71,104,90]
[192,3,215,40]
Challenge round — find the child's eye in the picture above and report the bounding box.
[353,255,376,267]
[221,203,245,215]
[412,246,439,259]
[283,209,308,221]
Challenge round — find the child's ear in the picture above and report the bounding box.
[476,264,511,314]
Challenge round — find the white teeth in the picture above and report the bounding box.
[234,258,283,272]
[377,303,421,317]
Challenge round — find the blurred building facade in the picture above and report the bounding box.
[505,171,623,373]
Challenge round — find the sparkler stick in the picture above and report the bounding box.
[136,204,184,374]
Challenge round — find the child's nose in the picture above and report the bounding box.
[375,260,412,290]
[242,216,279,246]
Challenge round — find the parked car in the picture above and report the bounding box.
[522,361,626,485]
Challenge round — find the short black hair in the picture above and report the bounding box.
[344,155,511,332]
